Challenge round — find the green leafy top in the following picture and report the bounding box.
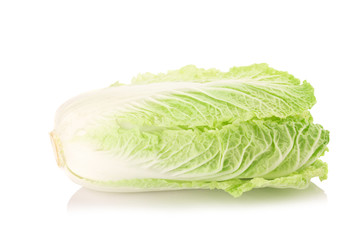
[131,63,301,85]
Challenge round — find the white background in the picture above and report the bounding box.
[1,0,359,239]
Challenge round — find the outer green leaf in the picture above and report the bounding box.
[85,118,329,181]
[66,160,328,198]
[113,64,316,129]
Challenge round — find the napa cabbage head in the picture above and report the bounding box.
[51,64,329,197]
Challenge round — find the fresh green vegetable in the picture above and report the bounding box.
[51,64,329,197]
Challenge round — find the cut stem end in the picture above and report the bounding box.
[50,131,65,168]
